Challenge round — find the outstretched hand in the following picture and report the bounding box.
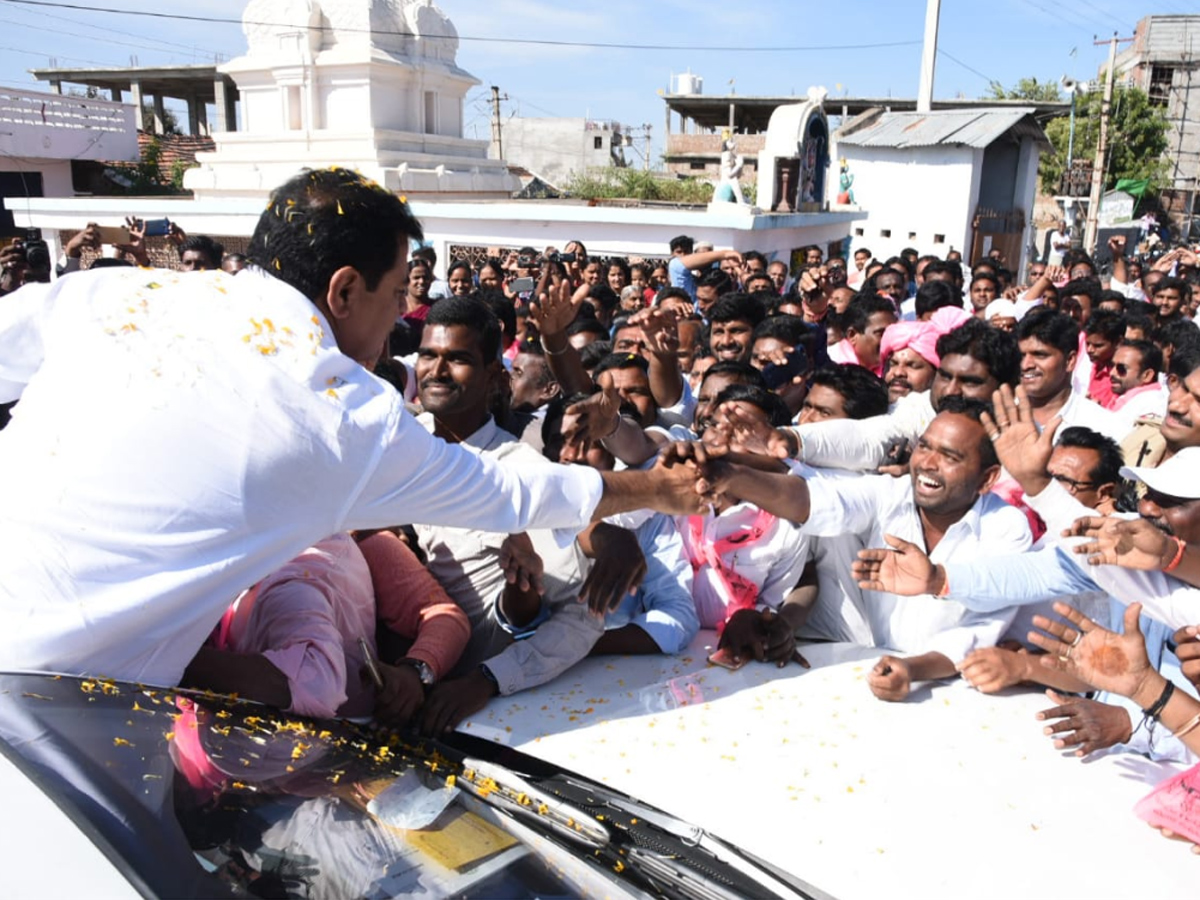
[1063,514,1176,570]
[853,534,941,595]
[560,389,619,461]
[1029,601,1155,700]
[708,402,794,459]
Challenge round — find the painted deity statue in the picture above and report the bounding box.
[836,158,855,205]
[715,134,747,205]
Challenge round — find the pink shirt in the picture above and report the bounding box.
[224,532,468,719]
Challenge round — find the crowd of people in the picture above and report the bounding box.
[4,167,1200,851]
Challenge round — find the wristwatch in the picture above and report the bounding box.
[398,657,435,688]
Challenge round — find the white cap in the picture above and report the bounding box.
[1120,447,1200,500]
[985,298,1018,321]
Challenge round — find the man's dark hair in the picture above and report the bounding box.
[914,280,962,318]
[712,383,792,427]
[1125,312,1155,338]
[589,284,620,315]
[179,234,225,269]
[1099,289,1127,311]
[1062,278,1101,306]
[1120,338,1163,376]
[1057,426,1123,489]
[901,247,919,262]
[247,167,423,301]
[424,295,502,361]
[922,259,964,286]
[743,250,768,269]
[969,273,999,292]
[697,269,735,295]
[669,235,695,255]
[1017,308,1080,357]
[1170,345,1200,381]
[854,246,873,258]
[884,255,914,279]
[936,318,1020,386]
[593,352,650,378]
[478,290,516,345]
[566,317,609,342]
[1154,276,1193,304]
[708,292,768,328]
[935,395,999,469]
[745,275,775,294]
[1153,318,1200,355]
[808,364,888,419]
[752,314,812,348]
[1062,249,1096,274]
[843,294,896,334]
[578,340,612,371]
[1085,309,1125,343]
[700,360,766,390]
[412,245,437,267]
[971,259,999,276]
[1126,299,1157,319]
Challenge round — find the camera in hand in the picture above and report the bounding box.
[22,229,51,273]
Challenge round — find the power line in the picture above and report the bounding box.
[0,0,922,54]
[0,1,225,58]
[0,45,115,68]
[936,49,998,86]
[0,16,222,61]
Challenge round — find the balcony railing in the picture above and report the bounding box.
[0,86,138,161]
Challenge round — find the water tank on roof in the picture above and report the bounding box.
[675,72,703,95]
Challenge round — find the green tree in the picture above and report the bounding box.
[1039,85,1170,194]
[987,77,1063,102]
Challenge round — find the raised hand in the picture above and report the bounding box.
[981,383,1058,494]
[1063,514,1175,570]
[628,306,679,357]
[853,534,941,596]
[528,277,578,338]
[1029,601,1155,700]
[710,402,794,458]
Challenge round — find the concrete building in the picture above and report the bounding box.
[183,0,518,199]
[662,87,1066,182]
[1113,14,1200,233]
[30,65,239,137]
[833,107,1049,271]
[0,85,138,238]
[489,117,630,189]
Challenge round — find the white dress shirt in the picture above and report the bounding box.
[676,504,810,630]
[0,267,602,685]
[801,471,1032,660]
[795,390,936,472]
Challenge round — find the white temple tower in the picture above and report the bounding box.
[184,0,519,199]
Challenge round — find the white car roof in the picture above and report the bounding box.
[461,637,1194,900]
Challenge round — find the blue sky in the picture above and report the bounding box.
[0,0,1180,160]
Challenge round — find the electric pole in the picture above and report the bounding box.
[916,0,941,113]
[1084,33,1120,253]
[490,85,507,160]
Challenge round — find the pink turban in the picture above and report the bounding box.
[879,307,971,370]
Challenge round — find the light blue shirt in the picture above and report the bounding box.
[604,514,698,654]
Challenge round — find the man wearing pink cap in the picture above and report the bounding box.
[878,308,969,405]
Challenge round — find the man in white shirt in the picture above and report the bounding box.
[1047,220,1070,267]
[1110,339,1169,431]
[0,168,708,688]
[781,399,1032,699]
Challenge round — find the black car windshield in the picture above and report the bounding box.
[0,673,814,900]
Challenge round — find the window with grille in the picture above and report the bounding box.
[1149,65,1174,105]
